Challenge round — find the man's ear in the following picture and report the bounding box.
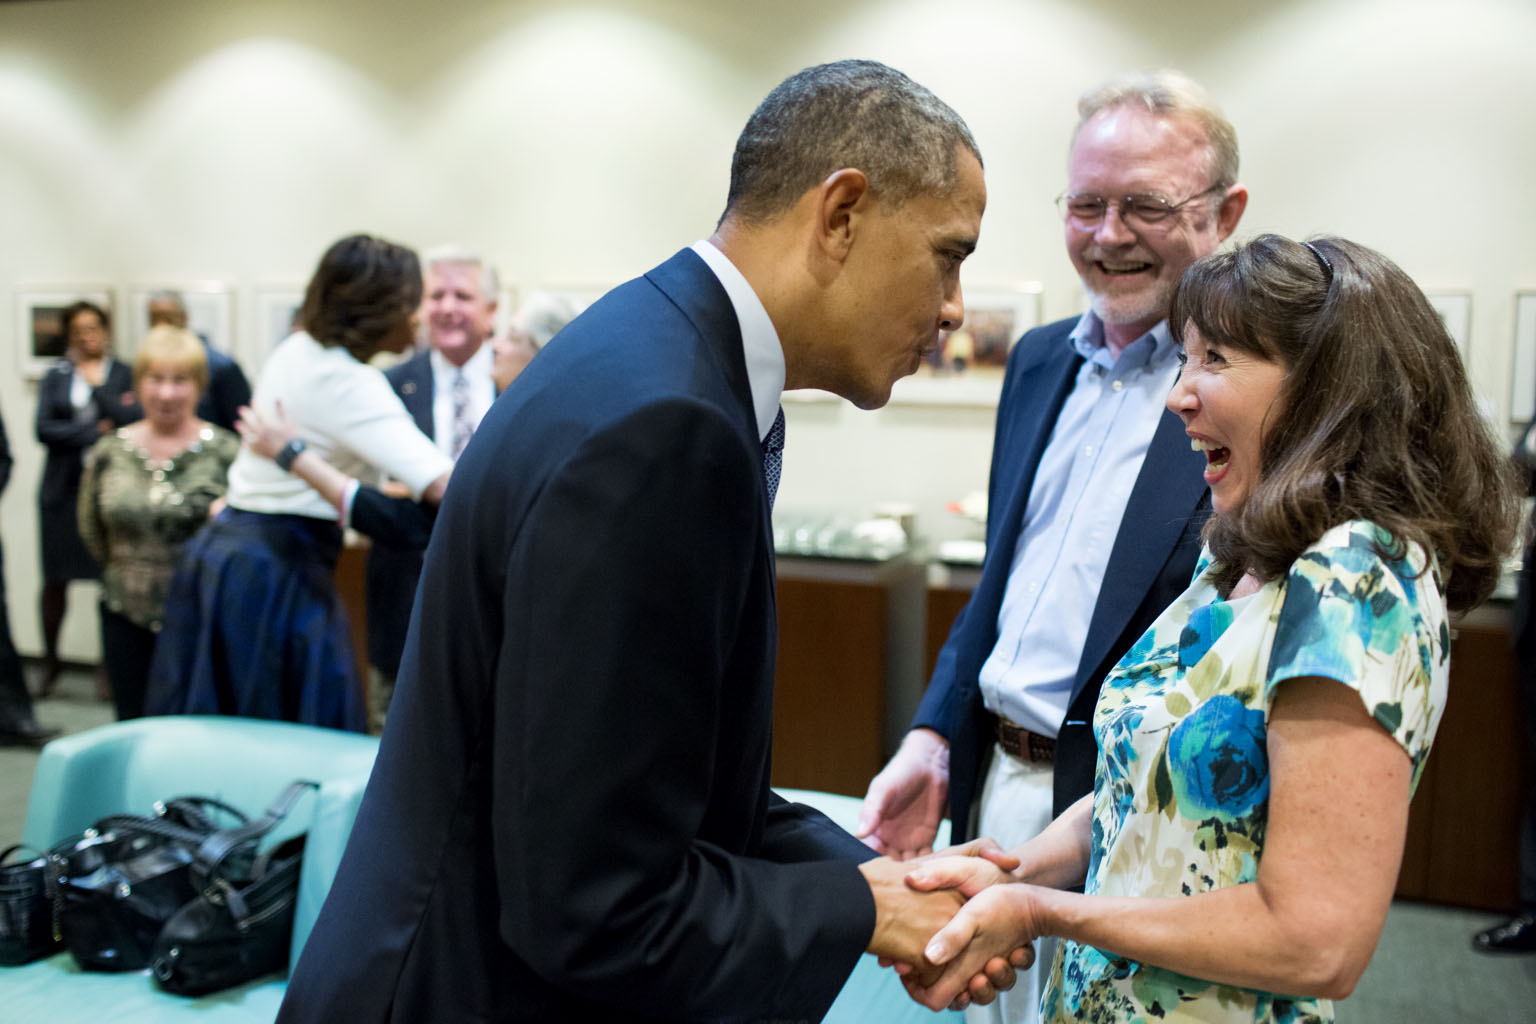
[1215,183,1249,242]
[814,167,870,263]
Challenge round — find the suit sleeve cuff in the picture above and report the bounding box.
[340,478,360,528]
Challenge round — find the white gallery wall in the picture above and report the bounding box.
[2,0,1535,660]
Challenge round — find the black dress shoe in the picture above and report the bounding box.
[1473,914,1536,953]
[0,720,60,748]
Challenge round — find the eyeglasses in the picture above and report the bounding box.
[1055,184,1225,229]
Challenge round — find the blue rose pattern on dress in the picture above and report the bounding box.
[1040,521,1448,1024]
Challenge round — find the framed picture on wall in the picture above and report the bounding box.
[1425,290,1472,358]
[125,284,234,359]
[252,286,305,371]
[887,283,1044,406]
[15,285,115,379]
[1509,291,1536,425]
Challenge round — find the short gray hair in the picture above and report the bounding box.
[1075,69,1239,189]
[422,244,499,301]
[722,59,980,226]
[512,291,581,350]
[146,288,186,310]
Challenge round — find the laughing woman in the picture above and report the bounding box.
[900,234,1521,1023]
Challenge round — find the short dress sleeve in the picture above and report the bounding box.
[1266,521,1449,788]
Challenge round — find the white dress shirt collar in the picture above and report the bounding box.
[429,341,493,388]
[689,239,785,442]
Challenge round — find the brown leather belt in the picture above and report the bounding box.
[996,718,1056,763]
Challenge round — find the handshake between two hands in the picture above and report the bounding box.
[860,840,1046,1012]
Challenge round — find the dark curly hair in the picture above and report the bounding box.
[1170,233,1520,611]
[297,234,421,362]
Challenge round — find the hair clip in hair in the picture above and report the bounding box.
[1303,241,1333,280]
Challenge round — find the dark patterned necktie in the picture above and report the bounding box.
[761,405,785,511]
[451,368,472,460]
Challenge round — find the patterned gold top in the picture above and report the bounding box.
[78,425,240,630]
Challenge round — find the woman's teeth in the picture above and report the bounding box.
[1190,438,1230,468]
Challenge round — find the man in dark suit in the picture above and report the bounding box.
[146,290,252,431]
[279,61,996,1023]
[365,247,500,731]
[856,70,1248,1023]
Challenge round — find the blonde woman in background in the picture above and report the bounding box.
[78,326,238,720]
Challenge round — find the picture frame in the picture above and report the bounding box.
[125,283,234,359]
[251,286,305,371]
[1425,290,1472,358]
[15,285,115,379]
[886,283,1044,406]
[1509,291,1536,425]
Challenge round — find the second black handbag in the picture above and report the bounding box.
[47,796,247,971]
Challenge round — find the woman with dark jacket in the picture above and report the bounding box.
[34,300,141,696]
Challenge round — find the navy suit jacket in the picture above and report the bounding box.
[34,359,139,510]
[364,351,435,677]
[195,344,253,433]
[280,250,875,1023]
[913,316,1211,832]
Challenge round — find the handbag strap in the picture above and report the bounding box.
[192,780,319,883]
[91,812,212,849]
[193,781,318,928]
[1,844,45,869]
[161,796,249,833]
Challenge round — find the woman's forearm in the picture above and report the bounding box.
[1032,878,1372,1000]
[1009,793,1092,890]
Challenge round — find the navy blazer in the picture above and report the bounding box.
[34,359,140,510]
[195,344,253,433]
[364,350,435,677]
[913,316,1211,831]
[280,250,875,1023]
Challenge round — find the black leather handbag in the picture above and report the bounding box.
[0,844,62,965]
[149,780,317,995]
[48,796,250,971]
[151,830,308,995]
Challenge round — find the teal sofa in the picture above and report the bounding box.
[4,719,958,1022]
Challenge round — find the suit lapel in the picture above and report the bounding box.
[1072,407,1209,700]
[400,353,434,438]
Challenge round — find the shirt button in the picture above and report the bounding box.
[1111,380,1124,392]
[1083,444,1095,457]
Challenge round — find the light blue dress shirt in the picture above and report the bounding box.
[977,313,1183,737]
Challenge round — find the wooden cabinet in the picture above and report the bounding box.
[1396,603,1526,912]
[770,557,926,797]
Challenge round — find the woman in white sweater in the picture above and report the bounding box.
[144,234,451,731]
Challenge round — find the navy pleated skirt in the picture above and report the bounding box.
[145,508,365,732]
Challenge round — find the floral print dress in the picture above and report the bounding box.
[1041,520,1448,1023]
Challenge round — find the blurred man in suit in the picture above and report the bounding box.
[857,70,1248,1023]
[281,60,1002,1022]
[365,246,499,731]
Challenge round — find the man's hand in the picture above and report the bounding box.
[856,728,950,859]
[859,856,963,986]
[900,883,1045,1012]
